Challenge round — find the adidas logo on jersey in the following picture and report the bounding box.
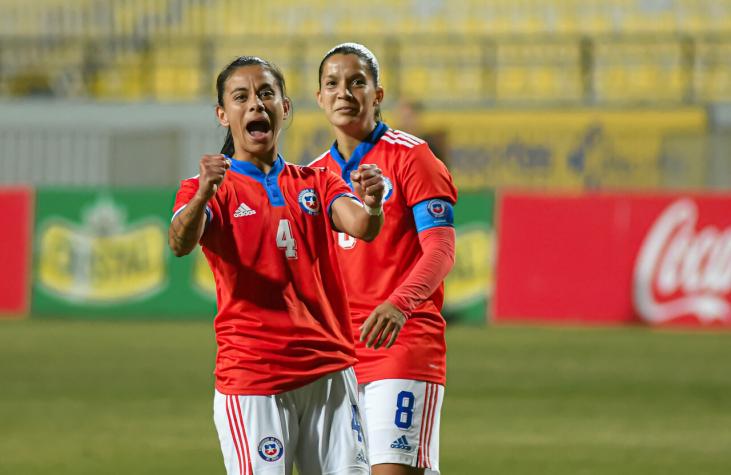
[390,435,412,451]
[233,202,256,218]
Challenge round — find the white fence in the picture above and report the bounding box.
[0,101,223,186]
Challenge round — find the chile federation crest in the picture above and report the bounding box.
[258,436,284,462]
[298,188,321,216]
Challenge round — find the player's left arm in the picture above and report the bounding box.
[330,163,385,242]
[360,202,456,349]
[360,143,458,349]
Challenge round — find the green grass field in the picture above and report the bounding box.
[1,320,730,474]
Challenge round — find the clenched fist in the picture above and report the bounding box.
[197,154,231,200]
[350,163,385,210]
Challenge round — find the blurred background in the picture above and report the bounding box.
[2,1,731,474]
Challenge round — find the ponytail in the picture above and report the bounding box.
[220,129,235,157]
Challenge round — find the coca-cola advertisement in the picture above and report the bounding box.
[494,192,731,328]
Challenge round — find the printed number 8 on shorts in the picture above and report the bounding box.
[394,391,415,429]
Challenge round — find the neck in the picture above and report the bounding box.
[234,147,278,173]
[332,120,378,161]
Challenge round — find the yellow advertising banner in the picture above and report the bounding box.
[38,199,166,303]
[422,108,707,190]
[280,108,707,191]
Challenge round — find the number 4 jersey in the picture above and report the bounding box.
[172,155,359,396]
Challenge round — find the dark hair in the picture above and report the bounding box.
[216,56,289,157]
[318,43,382,121]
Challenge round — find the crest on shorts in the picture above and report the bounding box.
[427,199,448,218]
[298,188,321,216]
[258,436,283,462]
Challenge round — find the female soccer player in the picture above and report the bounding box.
[311,43,458,475]
[169,56,385,475]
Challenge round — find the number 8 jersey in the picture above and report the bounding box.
[310,122,458,387]
[172,155,359,396]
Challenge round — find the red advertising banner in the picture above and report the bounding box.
[0,187,34,316]
[495,192,731,327]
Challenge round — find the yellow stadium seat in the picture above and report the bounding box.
[496,42,582,102]
[593,41,686,103]
[695,41,731,101]
[91,63,146,101]
[152,65,202,101]
[3,0,731,103]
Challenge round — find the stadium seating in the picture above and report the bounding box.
[593,40,687,103]
[3,0,731,37]
[495,41,583,103]
[1,0,731,103]
[695,40,731,101]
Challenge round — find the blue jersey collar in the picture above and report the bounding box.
[226,153,286,206]
[329,122,388,187]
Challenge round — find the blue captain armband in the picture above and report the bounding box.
[412,199,454,233]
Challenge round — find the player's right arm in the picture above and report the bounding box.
[168,154,230,257]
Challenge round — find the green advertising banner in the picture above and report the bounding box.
[30,187,494,322]
[443,190,495,325]
[32,188,216,319]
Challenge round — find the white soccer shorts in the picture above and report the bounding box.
[358,378,444,474]
[213,367,369,475]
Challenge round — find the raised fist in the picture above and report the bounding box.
[350,163,385,209]
[197,154,231,200]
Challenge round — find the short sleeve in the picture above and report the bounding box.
[172,177,214,225]
[398,143,458,207]
[320,168,360,216]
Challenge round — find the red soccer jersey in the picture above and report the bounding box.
[173,155,358,395]
[310,123,458,385]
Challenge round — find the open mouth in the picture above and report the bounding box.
[245,119,272,140]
